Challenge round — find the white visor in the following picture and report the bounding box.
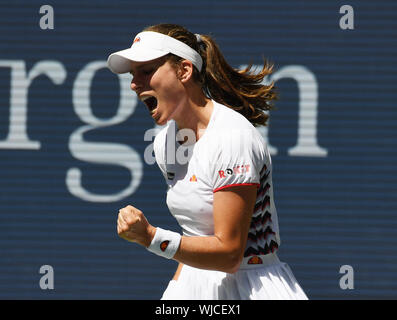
[107,31,203,74]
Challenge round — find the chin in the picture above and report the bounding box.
[155,117,168,126]
[155,111,174,126]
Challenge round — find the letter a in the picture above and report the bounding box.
[339,5,354,30]
[39,265,54,290]
[39,5,54,30]
[339,265,354,290]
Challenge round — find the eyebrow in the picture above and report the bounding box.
[129,62,153,75]
[129,57,167,75]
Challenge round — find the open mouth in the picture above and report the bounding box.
[141,96,158,114]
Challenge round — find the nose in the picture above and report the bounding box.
[130,78,139,92]
[130,75,142,92]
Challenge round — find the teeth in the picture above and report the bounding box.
[140,95,151,101]
[140,95,158,114]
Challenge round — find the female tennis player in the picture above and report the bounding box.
[108,23,308,300]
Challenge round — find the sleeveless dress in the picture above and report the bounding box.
[154,100,308,300]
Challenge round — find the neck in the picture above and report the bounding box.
[173,87,213,143]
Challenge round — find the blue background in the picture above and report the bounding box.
[0,0,396,299]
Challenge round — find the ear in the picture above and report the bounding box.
[178,60,194,83]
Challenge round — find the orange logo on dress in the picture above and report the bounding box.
[160,240,169,252]
[190,175,198,182]
[133,37,141,44]
[247,256,263,264]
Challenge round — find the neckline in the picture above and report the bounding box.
[175,99,218,147]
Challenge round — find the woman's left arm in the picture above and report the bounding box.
[117,185,257,274]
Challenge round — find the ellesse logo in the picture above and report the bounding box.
[189,175,197,182]
[160,240,169,252]
[133,37,141,44]
[247,256,263,264]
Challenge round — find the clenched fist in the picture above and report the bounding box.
[117,205,156,247]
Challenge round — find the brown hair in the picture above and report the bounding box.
[144,23,277,127]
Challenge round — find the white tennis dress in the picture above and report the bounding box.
[153,100,308,300]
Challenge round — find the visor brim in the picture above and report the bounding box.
[107,47,169,74]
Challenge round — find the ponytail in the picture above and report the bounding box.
[144,24,277,127]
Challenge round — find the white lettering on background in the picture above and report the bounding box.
[0,59,327,203]
[66,61,142,202]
